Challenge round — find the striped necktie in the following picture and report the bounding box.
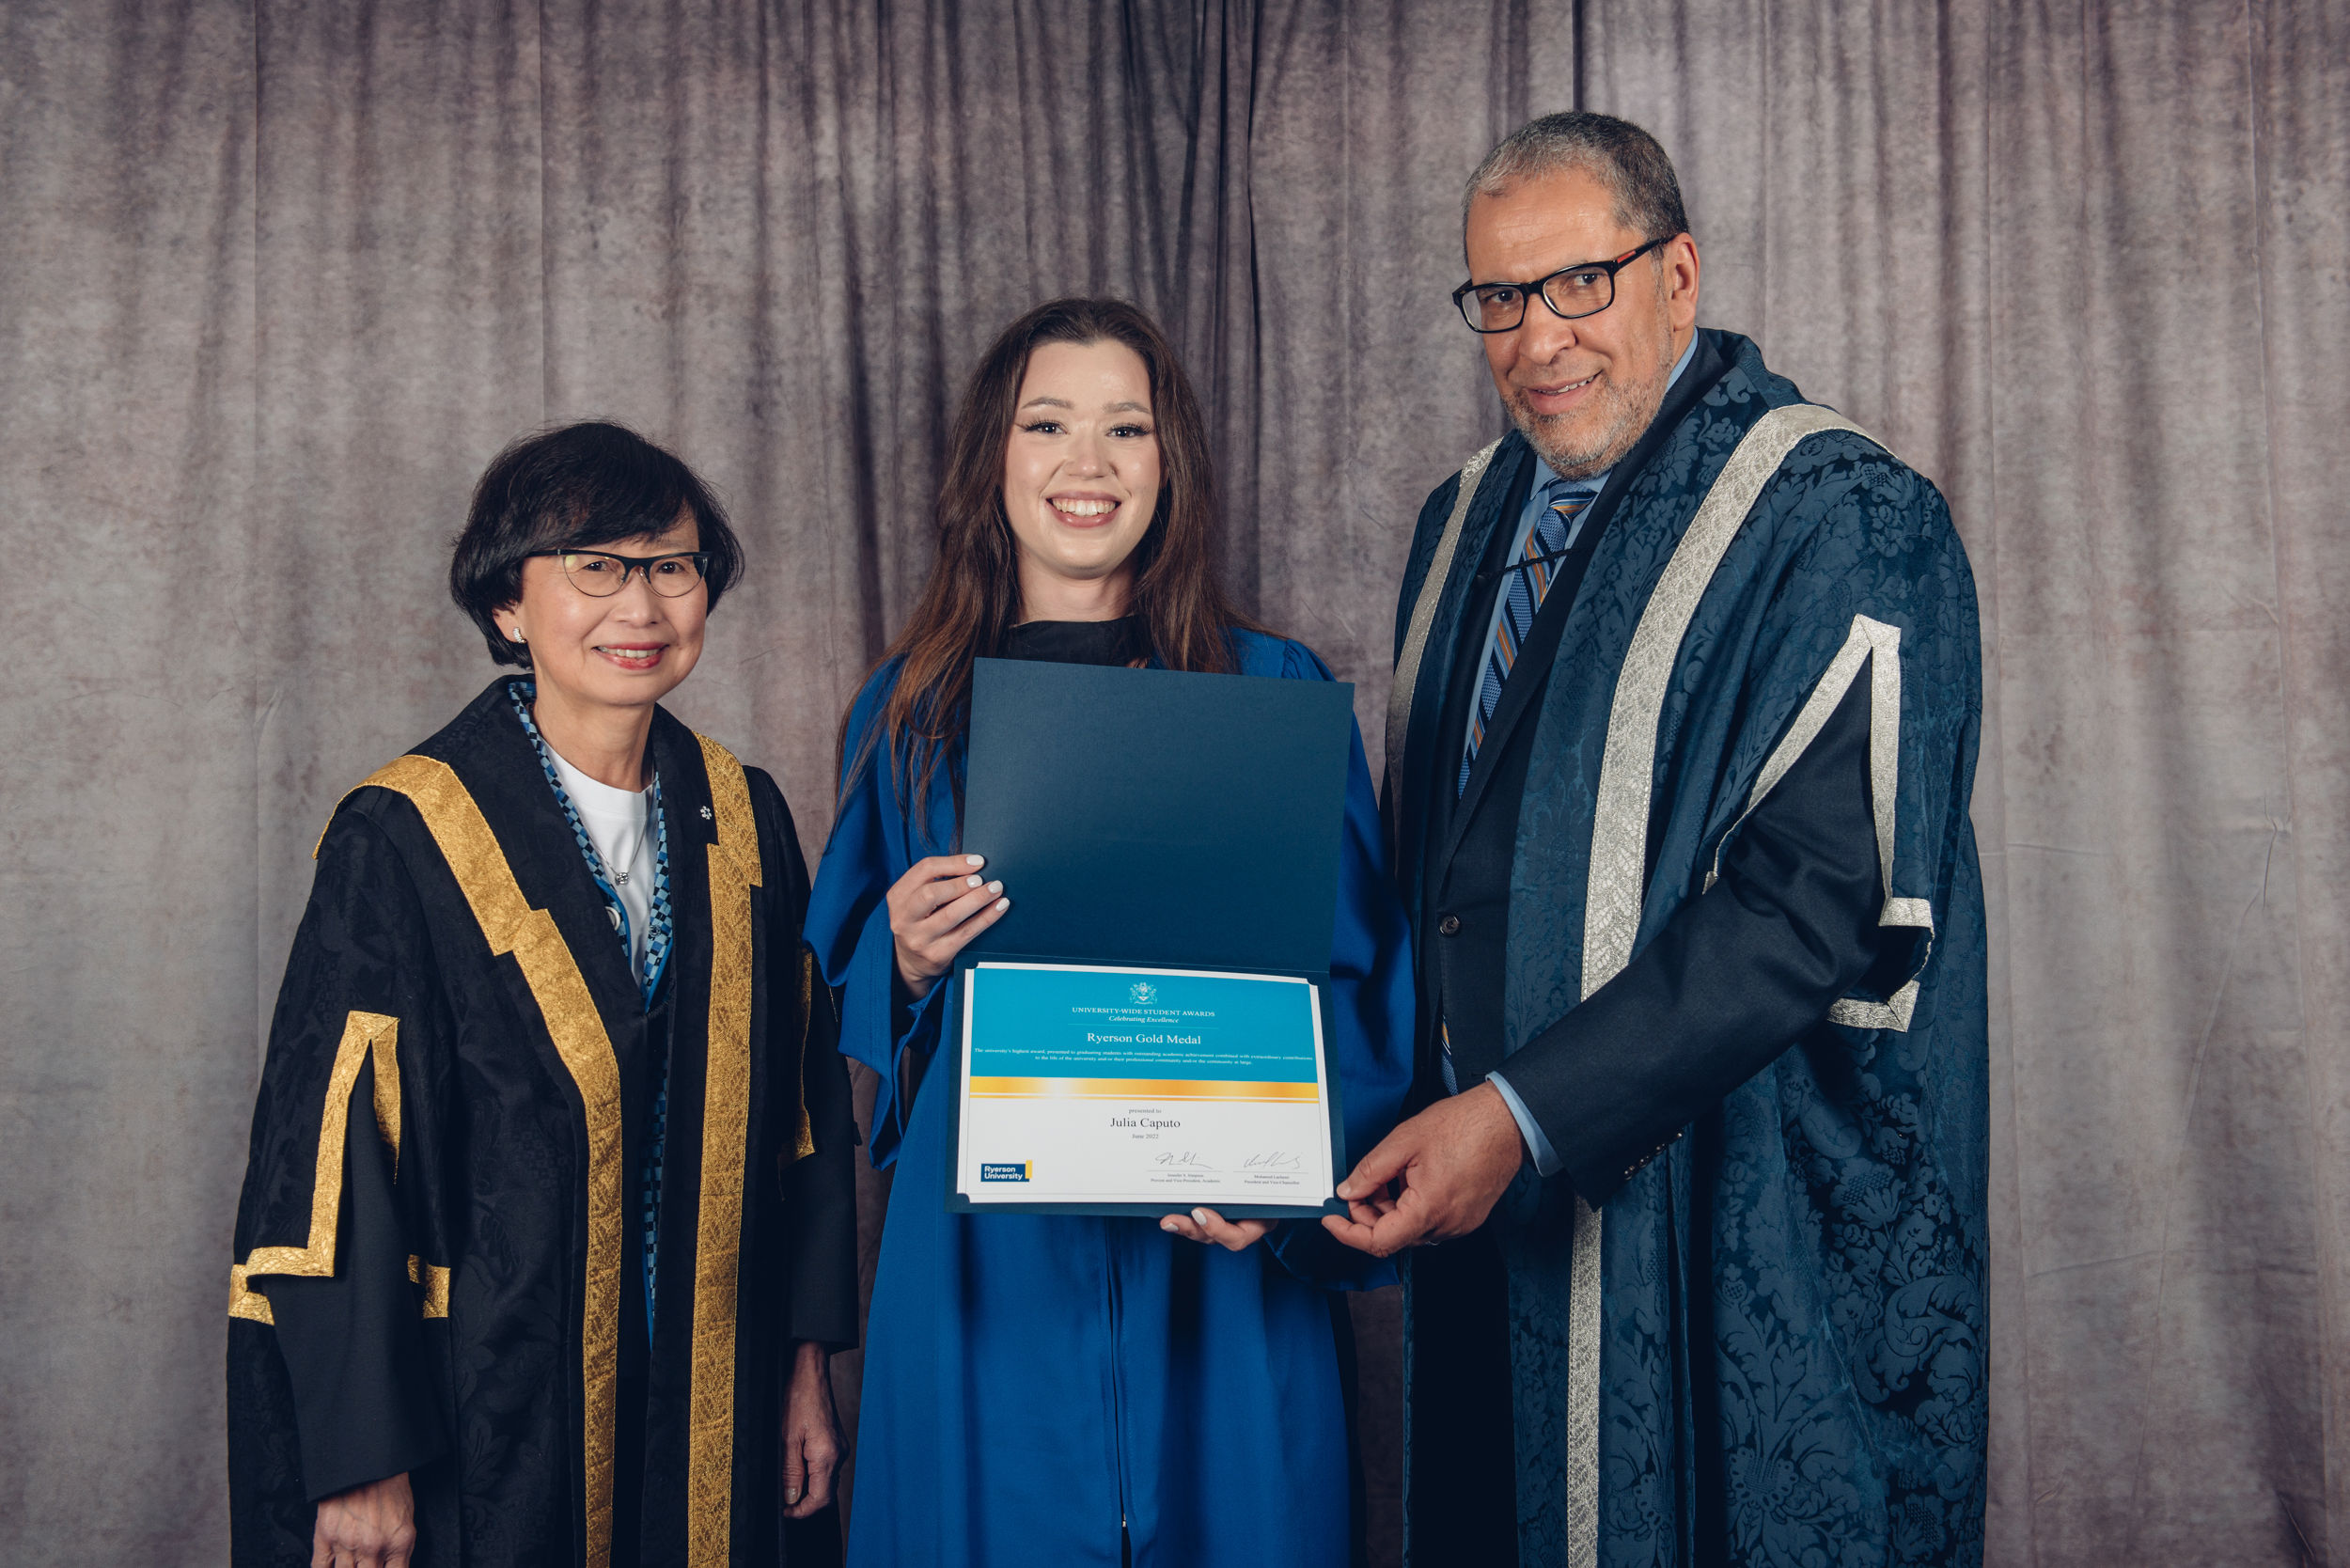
[1457,478,1599,795]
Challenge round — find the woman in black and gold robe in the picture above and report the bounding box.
[227,422,856,1568]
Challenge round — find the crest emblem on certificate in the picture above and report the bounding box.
[1129,981,1158,1006]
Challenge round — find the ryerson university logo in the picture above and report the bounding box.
[979,1162,1033,1183]
[1129,981,1158,1006]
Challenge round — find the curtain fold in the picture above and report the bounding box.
[2253,0,2350,1555]
[0,2,258,1558]
[0,2,2342,1562]
[1579,3,2345,1559]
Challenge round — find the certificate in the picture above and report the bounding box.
[948,656,1358,1218]
[951,962,1339,1213]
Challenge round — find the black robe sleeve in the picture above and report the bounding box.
[241,809,449,1500]
[259,1056,445,1499]
[750,769,860,1352]
[783,977,859,1349]
[1497,669,1893,1205]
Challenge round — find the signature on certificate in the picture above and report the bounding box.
[1153,1151,1210,1168]
[1241,1150,1301,1171]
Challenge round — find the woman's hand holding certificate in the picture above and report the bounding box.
[884,846,1267,1242]
[888,853,1010,997]
[1159,1206,1274,1251]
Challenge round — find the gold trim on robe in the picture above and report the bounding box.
[227,1011,402,1323]
[793,948,818,1163]
[345,755,626,1568]
[371,1025,402,1180]
[227,1264,274,1325]
[687,733,760,1566]
[407,1255,452,1318]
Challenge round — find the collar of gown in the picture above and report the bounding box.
[1000,614,1149,667]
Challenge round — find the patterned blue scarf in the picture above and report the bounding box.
[509,680,675,1336]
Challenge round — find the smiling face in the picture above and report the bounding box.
[500,511,707,714]
[1002,337,1163,617]
[1465,164,1700,478]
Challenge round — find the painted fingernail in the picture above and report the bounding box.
[1161,1218,1178,1232]
[1192,1209,1210,1224]
[966,855,984,866]
[995,898,1010,912]
[987,881,1002,893]
[967,875,983,887]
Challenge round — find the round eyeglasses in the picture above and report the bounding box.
[531,549,713,598]
[1452,237,1672,334]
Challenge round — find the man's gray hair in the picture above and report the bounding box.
[1463,112,1691,243]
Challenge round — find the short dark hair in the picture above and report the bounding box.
[448,420,744,668]
[1464,112,1690,246]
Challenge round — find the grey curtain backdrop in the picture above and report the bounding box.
[2,1,2342,1563]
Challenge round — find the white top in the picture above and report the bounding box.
[546,746,654,974]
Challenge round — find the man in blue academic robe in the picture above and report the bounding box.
[1326,113,1989,1567]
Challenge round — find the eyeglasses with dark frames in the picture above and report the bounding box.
[1451,237,1674,334]
[529,548,713,598]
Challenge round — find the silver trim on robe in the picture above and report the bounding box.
[1386,437,1504,843]
[1569,402,1873,1568]
[1700,612,1937,1033]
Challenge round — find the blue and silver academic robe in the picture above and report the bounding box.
[805,627,1415,1568]
[1388,332,1990,1567]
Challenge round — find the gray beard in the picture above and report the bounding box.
[1508,368,1669,479]
[1509,310,1681,478]
[1514,412,1635,479]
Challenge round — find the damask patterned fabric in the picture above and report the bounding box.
[1391,333,1987,1565]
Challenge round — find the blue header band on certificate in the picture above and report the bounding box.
[967,964,1319,1083]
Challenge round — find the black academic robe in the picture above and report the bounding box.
[227,679,857,1568]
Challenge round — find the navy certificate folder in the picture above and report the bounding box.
[948,656,1356,1216]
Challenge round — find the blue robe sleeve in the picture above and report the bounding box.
[803,667,956,1170]
[1258,637,1418,1289]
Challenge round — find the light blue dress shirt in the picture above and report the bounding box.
[1480,333,1698,1177]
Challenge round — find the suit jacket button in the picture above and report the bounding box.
[1438,915,1462,936]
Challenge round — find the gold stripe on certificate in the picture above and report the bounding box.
[966,1076,1321,1102]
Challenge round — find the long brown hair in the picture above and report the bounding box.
[841,296,1266,814]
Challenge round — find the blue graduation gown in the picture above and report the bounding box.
[805,629,1415,1568]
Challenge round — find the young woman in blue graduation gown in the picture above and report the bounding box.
[803,298,1415,1568]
